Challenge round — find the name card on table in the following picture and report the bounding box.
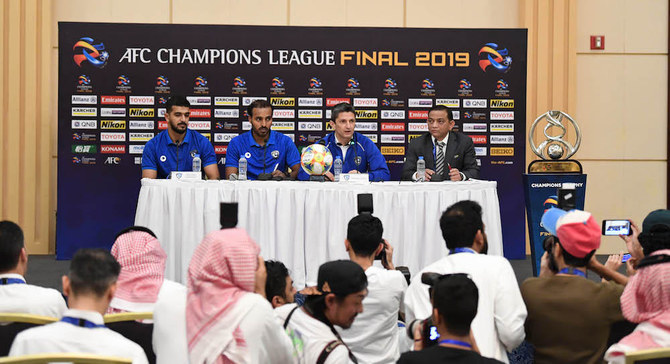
[170,171,202,181]
[339,173,369,184]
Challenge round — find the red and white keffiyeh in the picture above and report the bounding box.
[108,230,167,313]
[186,228,260,364]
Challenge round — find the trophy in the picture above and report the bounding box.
[528,110,582,173]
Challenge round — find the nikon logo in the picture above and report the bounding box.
[101,120,126,129]
[355,110,378,119]
[490,99,515,108]
[270,97,295,107]
[129,108,155,117]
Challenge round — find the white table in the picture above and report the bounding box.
[135,179,503,287]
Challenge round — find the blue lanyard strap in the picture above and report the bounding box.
[558,267,586,278]
[439,339,472,349]
[451,247,477,255]
[0,278,25,285]
[60,316,106,329]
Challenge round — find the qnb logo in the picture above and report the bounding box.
[73,37,108,68]
[479,43,512,73]
[156,75,169,86]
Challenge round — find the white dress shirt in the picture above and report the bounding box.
[0,273,67,318]
[276,303,355,364]
[9,308,149,364]
[404,252,527,363]
[152,281,188,364]
[337,266,407,364]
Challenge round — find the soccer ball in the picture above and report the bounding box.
[301,144,333,175]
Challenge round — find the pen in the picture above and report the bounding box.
[273,163,279,172]
[447,163,452,171]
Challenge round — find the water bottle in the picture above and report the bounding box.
[416,156,426,182]
[192,153,201,172]
[333,156,343,182]
[238,156,248,181]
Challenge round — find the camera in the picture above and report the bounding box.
[406,272,446,348]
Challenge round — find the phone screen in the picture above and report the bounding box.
[602,220,631,236]
[621,253,632,263]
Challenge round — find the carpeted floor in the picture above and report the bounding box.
[25,254,623,292]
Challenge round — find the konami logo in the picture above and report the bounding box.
[408,110,428,119]
[101,95,125,105]
[468,135,487,144]
[381,123,405,131]
[326,98,350,107]
[189,109,211,118]
[101,145,126,154]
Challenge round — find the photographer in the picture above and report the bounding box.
[404,200,526,363]
[521,208,628,363]
[399,274,502,363]
[337,214,407,364]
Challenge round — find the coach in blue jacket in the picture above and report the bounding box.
[299,102,390,182]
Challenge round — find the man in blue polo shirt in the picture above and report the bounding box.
[225,99,301,180]
[298,102,390,182]
[141,95,219,179]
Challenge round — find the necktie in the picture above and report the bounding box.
[435,141,445,177]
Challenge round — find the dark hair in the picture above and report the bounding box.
[639,224,670,256]
[432,274,479,336]
[0,221,24,272]
[347,214,383,257]
[427,105,453,121]
[439,201,484,250]
[69,248,121,297]
[331,102,356,121]
[247,99,273,118]
[265,260,290,302]
[557,241,595,267]
[165,95,190,113]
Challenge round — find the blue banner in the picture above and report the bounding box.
[523,173,587,276]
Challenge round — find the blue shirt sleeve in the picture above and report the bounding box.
[225,136,241,169]
[284,137,301,167]
[364,138,391,181]
[199,135,217,167]
[141,139,158,171]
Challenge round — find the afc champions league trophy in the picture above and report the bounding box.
[528,110,583,173]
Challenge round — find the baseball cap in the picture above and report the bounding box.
[541,207,567,236]
[642,209,670,233]
[317,260,367,296]
[547,209,601,258]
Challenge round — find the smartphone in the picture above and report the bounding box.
[220,203,238,229]
[621,253,632,263]
[557,186,576,211]
[357,193,373,215]
[601,220,632,236]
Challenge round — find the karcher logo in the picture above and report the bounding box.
[129,108,155,117]
[101,120,126,129]
[270,97,296,107]
[355,110,378,119]
[490,147,514,156]
[490,99,515,108]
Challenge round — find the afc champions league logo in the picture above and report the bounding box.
[73,37,109,68]
[478,43,512,73]
[529,111,582,160]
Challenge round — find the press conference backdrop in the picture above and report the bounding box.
[57,22,527,260]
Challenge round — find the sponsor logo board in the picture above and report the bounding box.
[381,123,405,131]
[129,120,154,129]
[101,145,126,154]
[380,134,405,144]
[463,99,487,108]
[100,120,126,129]
[489,99,515,108]
[271,122,295,131]
[490,147,514,156]
[129,145,145,154]
[71,107,97,116]
[273,109,295,119]
[462,123,487,132]
[407,98,433,107]
[129,108,154,117]
[214,97,239,106]
[490,111,514,120]
[353,98,378,107]
[186,96,211,105]
[408,123,428,132]
[298,122,323,131]
[435,98,459,108]
[354,122,377,131]
[490,123,514,132]
[381,110,405,119]
[129,133,153,142]
[100,132,126,142]
[72,95,97,104]
[188,121,211,130]
[298,110,322,119]
[381,146,405,155]
[214,133,238,143]
[490,135,515,144]
[129,96,154,105]
[298,97,322,107]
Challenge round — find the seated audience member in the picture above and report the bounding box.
[521,208,628,364]
[621,209,670,264]
[0,220,66,317]
[186,228,293,364]
[337,214,407,364]
[152,282,187,364]
[9,249,148,364]
[399,274,503,364]
[604,212,670,362]
[108,226,184,313]
[265,260,297,308]
[404,201,526,363]
[276,260,368,364]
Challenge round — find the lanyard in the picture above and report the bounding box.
[60,316,106,329]
[439,339,472,349]
[450,247,476,255]
[558,267,586,278]
[0,278,26,285]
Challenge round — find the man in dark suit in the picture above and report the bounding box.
[401,105,479,181]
